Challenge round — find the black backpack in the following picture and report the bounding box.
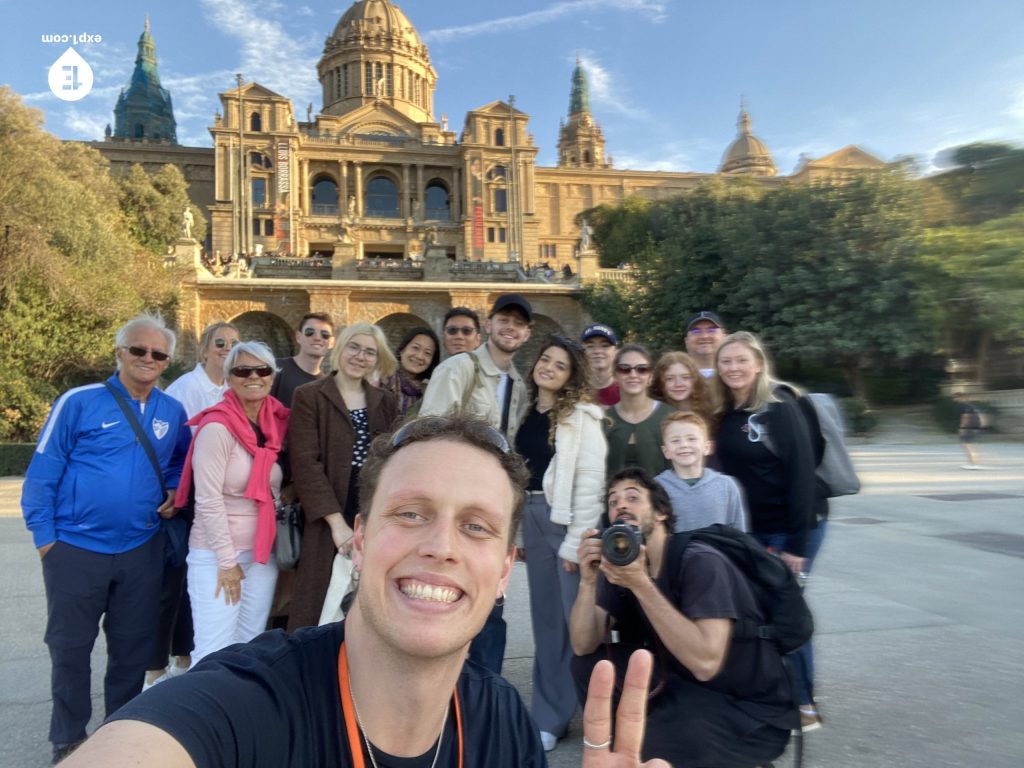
[664,524,813,654]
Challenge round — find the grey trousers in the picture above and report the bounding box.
[523,493,581,735]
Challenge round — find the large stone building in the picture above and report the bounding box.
[93,0,886,361]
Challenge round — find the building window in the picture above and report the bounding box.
[499,228,507,243]
[134,123,145,139]
[250,112,262,132]
[365,62,373,95]
[365,175,399,217]
[251,178,267,206]
[495,128,505,147]
[487,227,495,243]
[264,219,274,236]
[424,182,449,220]
[493,188,507,213]
[583,150,591,164]
[311,175,338,215]
[551,244,557,259]
[385,64,393,97]
[343,64,349,96]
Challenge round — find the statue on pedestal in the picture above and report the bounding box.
[181,207,194,240]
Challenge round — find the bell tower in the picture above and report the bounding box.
[557,58,608,168]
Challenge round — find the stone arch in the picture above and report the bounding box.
[375,311,432,353]
[231,311,295,359]
[513,313,566,373]
[311,173,339,215]
[365,172,400,217]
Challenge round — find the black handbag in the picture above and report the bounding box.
[274,500,303,570]
[104,383,188,568]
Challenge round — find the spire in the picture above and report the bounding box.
[134,16,160,88]
[737,98,752,136]
[112,18,177,143]
[569,56,590,115]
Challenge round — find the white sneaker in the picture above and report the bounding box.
[540,732,558,752]
[142,672,168,692]
[166,662,189,678]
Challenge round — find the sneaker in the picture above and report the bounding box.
[798,709,823,733]
[539,731,558,752]
[142,671,168,692]
[166,660,190,679]
[52,740,84,764]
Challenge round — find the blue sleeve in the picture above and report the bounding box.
[164,401,191,490]
[21,390,81,548]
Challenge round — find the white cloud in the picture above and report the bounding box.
[575,52,649,120]
[424,0,667,44]
[296,5,315,17]
[64,107,110,138]
[613,141,695,172]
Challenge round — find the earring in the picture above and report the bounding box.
[495,591,506,607]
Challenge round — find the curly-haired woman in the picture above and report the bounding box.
[650,350,714,425]
[514,335,607,752]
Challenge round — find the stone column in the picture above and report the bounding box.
[301,159,310,215]
[402,164,410,218]
[338,160,347,214]
[416,163,424,219]
[354,162,363,217]
[452,169,460,221]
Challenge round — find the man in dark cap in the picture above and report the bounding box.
[684,311,727,379]
[580,323,620,407]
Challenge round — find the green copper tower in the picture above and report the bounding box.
[112,18,177,143]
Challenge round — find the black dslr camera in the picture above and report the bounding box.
[595,521,643,566]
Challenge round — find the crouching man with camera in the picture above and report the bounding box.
[569,468,797,767]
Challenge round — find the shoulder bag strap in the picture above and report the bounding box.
[104,382,167,496]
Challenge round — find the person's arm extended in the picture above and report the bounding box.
[60,720,194,768]
[570,530,610,655]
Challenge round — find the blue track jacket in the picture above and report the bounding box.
[22,374,191,553]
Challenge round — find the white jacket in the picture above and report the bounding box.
[542,402,608,562]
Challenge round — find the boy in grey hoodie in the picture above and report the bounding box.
[655,411,749,532]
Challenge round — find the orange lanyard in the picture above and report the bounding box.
[338,642,463,768]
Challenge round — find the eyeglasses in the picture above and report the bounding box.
[391,419,511,455]
[230,365,274,378]
[615,363,652,375]
[343,342,378,360]
[688,327,720,335]
[213,338,240,349]
[444,326,477,336]
[121,346,170,362]
[302,327,333,339]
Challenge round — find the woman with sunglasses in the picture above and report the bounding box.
[143,322,241,690]
[379,326,441,420]
[713,331,822,730]
[173,341,290,665]
[515,335,606,752]
[287,322,398,631]
[605,344,671,477]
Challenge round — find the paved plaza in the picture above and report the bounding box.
[2,434,1022,767]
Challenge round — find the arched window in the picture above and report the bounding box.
[424,182,449,220]
[583,150,591,164]
[494,128,505,147]
[487,165,507,183]
[365,176,399,217]
[311,175,338,216]
[250,112,262,132]
[487,166,508,213]
[134,123,145,139]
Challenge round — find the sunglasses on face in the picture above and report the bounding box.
[230,365,274,378]
[121,345,170,362]
[616,363,652,375]
[444,326,477,336]
[302,327,333,339]
[213,338,239,349]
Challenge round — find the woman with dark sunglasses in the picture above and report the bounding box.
[515,335,607,752]
[173,341,289,666]
[605,344,671,477]
[379,326,441,420]
[143,322,241,691]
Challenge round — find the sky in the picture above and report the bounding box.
[3,0,1024,175]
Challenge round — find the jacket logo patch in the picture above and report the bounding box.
[152,419,169,440]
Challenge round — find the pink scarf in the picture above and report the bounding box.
[175,389,290,564]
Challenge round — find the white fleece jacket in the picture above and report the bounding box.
[542,402,608,562]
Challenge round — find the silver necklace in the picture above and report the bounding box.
[348,677,449,768]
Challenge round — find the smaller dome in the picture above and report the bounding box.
[329,0,426,53]
[719,107,776,176]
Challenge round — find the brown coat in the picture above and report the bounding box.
[286,374,397,631]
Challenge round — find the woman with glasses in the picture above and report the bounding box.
[713,331,822,731]
[143,322,241,690]
[173,341,290,665]
[380,326,441,420]
[287,322,398,631]
[605,344,671,477]
[515,336,606,752]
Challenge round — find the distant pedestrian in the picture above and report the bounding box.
[954,392,984,469]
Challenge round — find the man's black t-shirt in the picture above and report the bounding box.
[271,357,320,408]
[110,622,547,767]
[597,540,796,731]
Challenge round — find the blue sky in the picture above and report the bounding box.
[4,0,1024,174]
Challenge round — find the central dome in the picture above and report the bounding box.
[719,106,776,176]
[319,0,437,122]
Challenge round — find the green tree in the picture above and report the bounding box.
[117,163,205,253]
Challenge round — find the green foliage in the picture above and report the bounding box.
[0,443,37,476]
[580,280,641,343]
[117,163,205,253]
[929,142,1024,224]
[839,397,877,436]
[0,87,180,442]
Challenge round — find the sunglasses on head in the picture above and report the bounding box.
[230,365,274,378]
[444,326,476,336]
[302,327,333,339]
[391,419,511,455]
[616,363,652,375]
[213,338,239,349]
[122,345,170,362]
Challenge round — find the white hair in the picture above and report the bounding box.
[114,312,176,370]
[223,341,278,379]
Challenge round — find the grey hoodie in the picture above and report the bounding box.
[655,467,749,533]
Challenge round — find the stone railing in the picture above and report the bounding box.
[449,260,520,282]
[595,268,636,283]
[356,259,423,280]
[250,256,331,279]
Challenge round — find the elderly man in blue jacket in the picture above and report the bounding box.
[22,312,191,765]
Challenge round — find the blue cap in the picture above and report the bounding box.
[580,324,619,345]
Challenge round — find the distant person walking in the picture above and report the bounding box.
[955,392,984,469]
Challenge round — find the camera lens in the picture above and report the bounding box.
[601,522,642,566]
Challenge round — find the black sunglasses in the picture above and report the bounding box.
[122,345,170,362]
[213,338,239,349]
[391,420,511,455]
[616,363,652,375]
[302,327,333,339]
[230,365,274,378]
[444,326,477,336]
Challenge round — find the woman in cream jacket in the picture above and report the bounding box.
[514,335,607,752]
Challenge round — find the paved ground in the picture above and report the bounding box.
[2,429,1023,767]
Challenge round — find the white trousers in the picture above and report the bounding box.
[187,549,278,666]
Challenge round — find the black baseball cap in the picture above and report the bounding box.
[686,311,724,331]
[490,293,533,322]
[580,323,619,345]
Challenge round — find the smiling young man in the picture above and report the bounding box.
[58,415,665,768]
[22,312,191,765]
[441,306,482,358]
[271,312,335,407]
[580,324,620,407]
[684,311,727,379]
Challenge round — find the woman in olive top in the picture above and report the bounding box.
[604,343,671,478]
